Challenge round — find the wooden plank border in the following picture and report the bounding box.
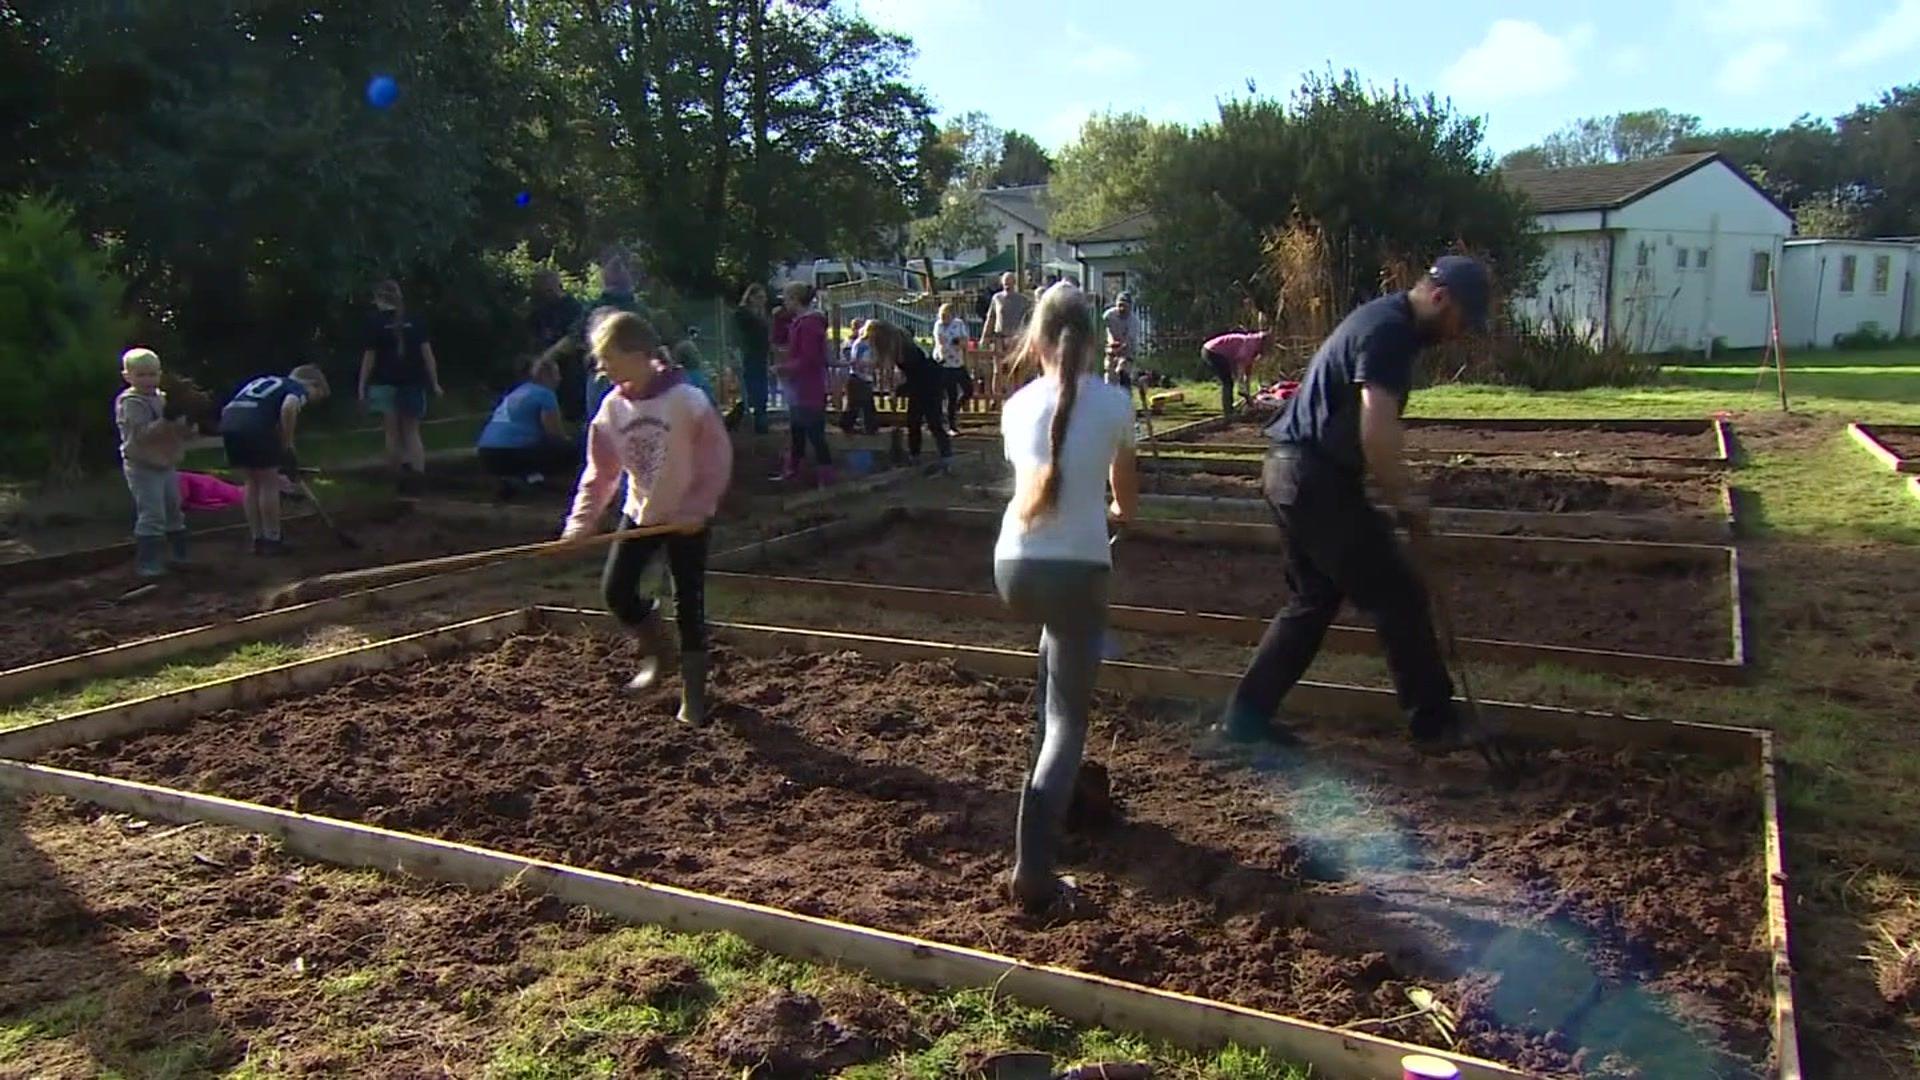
[1150,417,1732,469]
[1759,731,1803,1080]
[1848,422,1920,475]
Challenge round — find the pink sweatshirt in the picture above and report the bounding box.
[780,309,829,409]
[1204,331,1269,372]
[562,373,734,537]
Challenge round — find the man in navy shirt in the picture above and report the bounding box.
[1218,256,1493,755]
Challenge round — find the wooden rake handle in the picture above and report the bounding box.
[269,521,697,606]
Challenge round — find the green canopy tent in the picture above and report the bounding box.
[942,247,1015,285]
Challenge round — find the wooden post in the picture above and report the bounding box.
[1014,232,1025,290]
[1769,262,1789,412]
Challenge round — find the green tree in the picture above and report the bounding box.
[992,130,1053,186]
[1501,109,1703,169]
[909,190,998,260]
[0,197,133,479]
[1145,72,1538,334]
[1049,112,1182,236]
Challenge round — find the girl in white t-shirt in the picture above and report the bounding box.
[992,281,1139,914]
[934,302,972,436]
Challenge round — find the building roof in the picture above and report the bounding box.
[1784,237,1918,248]
[1501,152,1783,216]
[1066,210,1156,246]
[979,184,1050,233]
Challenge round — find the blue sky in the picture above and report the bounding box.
[855,0,1920,156]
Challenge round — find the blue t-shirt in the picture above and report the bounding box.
[1264,292,1420,473]
[219,375,309,437]
[477,382,560,449]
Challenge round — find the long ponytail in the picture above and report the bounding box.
[1012,283,1097,526]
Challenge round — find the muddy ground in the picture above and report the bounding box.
[761,520,1731,659]
[1865,428,1920,464]
[47,633,1772,1076]
[0,509,551,671]
[1141,465,1726,517]
[1167,421,1721,461]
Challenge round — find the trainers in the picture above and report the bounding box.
[257,538,291,557]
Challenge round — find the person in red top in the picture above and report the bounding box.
[775,282,834,485]
[1201,329,1271,421]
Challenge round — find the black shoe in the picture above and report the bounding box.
[1197,715,1304,770]
[257,538,292,557]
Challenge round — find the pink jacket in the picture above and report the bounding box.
[562,373,733,537]
[780,309,829,408]
[1204,331,1269,372]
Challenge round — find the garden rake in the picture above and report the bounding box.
[1403,514,1524,781]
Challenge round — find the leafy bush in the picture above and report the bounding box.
[0,196,133,479]
[1418,322,1663,391]
[1833,324,1897,350]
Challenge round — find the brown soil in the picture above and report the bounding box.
[1142,467,1725,516]
[0,797,919,1078]
[0,509,551,671]
[49,633,1772,1076]
[767,520,1731,659]
[1865,428,1920,464]
[1171,421,1721,461]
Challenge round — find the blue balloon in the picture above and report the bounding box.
[366,75,399,109]
[514,191,532,208]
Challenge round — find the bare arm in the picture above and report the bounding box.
[281,397,303,451]
[1359,384,1411,510]
[1108,447,1139,523]
[357,350,374,399]
[422,342,442,395]
[539,406,567,441]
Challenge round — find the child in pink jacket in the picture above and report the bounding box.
[774,282,834,485]
[563,311,734,723]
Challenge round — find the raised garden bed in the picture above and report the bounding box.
[716,508,1746,682]
[0,607,1798,1078]
[1847,423,1920,476]
[1155,417,1734,472]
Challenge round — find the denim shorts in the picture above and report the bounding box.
[367,383,428,419]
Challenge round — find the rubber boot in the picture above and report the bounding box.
[134,536,168,579]
[623,611,675,693]
[1009,784,1066,913]
[166,529,193,569]
[676,651,709,725]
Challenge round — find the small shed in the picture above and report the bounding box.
[1066,211,1155,312]
[1776,239,1916,349]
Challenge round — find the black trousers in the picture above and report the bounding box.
[1224,448,1456,738]
[902,379,952,459]
[479,440,575,479]
[601,521,709,652]
[941,366,972,429]
[840,378,879,434]
[788,406,831,467]
[1203,348,1235,420]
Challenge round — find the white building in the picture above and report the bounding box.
[1504,152,1792,353]
[1065,210,1154,311]
[948,184,1078,279]
[1776,239,1917,349]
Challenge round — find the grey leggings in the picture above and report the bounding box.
[994,558,1110,904]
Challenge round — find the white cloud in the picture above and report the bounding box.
[1063,25,1138,75]
[1695,0,1823,35]
[1716,40,1791,95]
[1837,0,1920,65]
[1038,102,1096,150]
[1610,45,1649,76]
[1440,20,1594,105]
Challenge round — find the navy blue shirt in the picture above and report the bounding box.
[219,376,309,437]
[1264,292,1421,473]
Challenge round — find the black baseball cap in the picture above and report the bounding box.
[1429,255,1491,332]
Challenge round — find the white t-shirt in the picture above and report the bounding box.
[935,319,969,368]
[994,374,1136,565]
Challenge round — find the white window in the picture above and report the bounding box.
[1872,255,1892,294]
[1749,251,1771,293]
[1696,249,1709,269]
[1676,249,1689,269]
[1840,255,1857,294]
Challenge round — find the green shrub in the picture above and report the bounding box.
[0,196,134,479]
[1418,321,1663,391]
[1832,324,1896,350]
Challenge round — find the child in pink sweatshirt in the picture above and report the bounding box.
[774,282,834,485]
[563,311,734,724]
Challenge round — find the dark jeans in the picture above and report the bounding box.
[1203,347,1235,420]
[840,378,879,434]
[789,405,831,467]
[479,440,575,479]
[741,360,770,434]
[601,521,709,652]
[1224,447,1457,738]
[941,366,972,430]
[902,381,952,459]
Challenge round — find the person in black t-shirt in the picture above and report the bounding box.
[1217,256,1494,756]
[357,279,442,492]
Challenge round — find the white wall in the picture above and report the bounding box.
[1512,232,1610,343]
[1777,243,1914,348]
[950,202,1071,269]
[1611,226,1780,351]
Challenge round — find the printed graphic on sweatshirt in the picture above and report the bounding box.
[615,413,671,488]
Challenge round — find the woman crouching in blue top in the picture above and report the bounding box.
[477,354,573,499]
